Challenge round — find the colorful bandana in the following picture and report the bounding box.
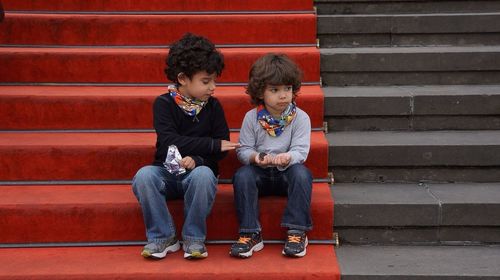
[168,85,207,118]
[257,103,297,137]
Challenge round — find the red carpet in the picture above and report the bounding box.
[0,13,316,45]
[0,47,320,83]
[0,85,324,129]
[0,1,340,279]
[0,184,332,243]
[2,0,314,12]
[0,131,328,180]
[0,245,340,280]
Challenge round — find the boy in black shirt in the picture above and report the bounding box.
[132,33,239,260]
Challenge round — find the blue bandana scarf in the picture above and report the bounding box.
[257,103,297,137]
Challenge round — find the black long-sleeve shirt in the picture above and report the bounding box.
[152,93,230,176]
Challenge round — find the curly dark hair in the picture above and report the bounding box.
[165,33,224,85]
[246,53,303,106]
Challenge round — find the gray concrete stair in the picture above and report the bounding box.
[332,183,500,244]
[321,46,500,86]
[315,0,500,15]
[327,130,500,182]
[318,12,500,47]
[335,245,500,279]
[323,85,500,131]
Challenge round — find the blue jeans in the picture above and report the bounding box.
[232,164,313,233]
[132,165,217,243]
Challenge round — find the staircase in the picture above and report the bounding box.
[0,1,340,279]
[317,0,500,278]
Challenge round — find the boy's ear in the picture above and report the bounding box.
[177,72,188,86]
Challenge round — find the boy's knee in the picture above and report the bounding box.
[132,166,160,191]
[188,166,217,194]
[133,166,156,181]
[190,166,216,182]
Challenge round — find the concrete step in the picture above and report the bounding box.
[332,183,500,244]
[323,85,500,131]
[321,46,500,86]
[318,13,500,47]
[315,0,500,15]
[327,130,500,182]
[336,245,500,280]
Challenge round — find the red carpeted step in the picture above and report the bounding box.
[0,13,316,46]
[0,183,333,243]
[0,245,340,280]
[2,0,313,12]
[0,47,320,83]
[0,132,329,181]
[0,85,324,130]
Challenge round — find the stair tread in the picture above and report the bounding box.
[0,46,320,83]
[327,130,500,146]
[0,131,329,180]
[319,12,500,17]
[321,45,500,54]
[332,183,500,226]
[0,184,333,243]
[336,245,500,278]
[2,0,313,12]
[323,85,500,97]
[0,13,316,45]
[323,85,500,117]
[0,244,340,280]
[0,85,324,129]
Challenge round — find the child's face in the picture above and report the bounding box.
[261,85,293,116]
[178,71,217,101]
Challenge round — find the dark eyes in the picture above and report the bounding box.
[269,86,292,93]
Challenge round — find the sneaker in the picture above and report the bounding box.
[229,232,264,258]
[183,240,208,259]
[141,237,180,259]
[282,230,308,257]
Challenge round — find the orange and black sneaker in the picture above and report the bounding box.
[229,232,264,258]
[282,230,308,257]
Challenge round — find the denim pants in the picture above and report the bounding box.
[132,165,217,243]
[232,163,313,233]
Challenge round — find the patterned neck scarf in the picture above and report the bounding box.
[168,85,207,118]
[257,103,297,137]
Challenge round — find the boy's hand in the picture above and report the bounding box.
[179,156,196,170]
[221,140,240,152]
[254,152,274,166]
[272,153,291,167]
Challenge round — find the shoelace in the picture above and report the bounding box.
[237,236,252,244]
[287,235,303,243]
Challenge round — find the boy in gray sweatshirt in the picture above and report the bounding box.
[230,53,313,258]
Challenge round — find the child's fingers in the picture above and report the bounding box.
[180,156,195,169]
[221,140,241,151]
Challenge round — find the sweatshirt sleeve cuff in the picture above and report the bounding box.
[192,156,204,167]
[212,139,221,154]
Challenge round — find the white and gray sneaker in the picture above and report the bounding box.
[141,236,180,259]
[183,240,208,259]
